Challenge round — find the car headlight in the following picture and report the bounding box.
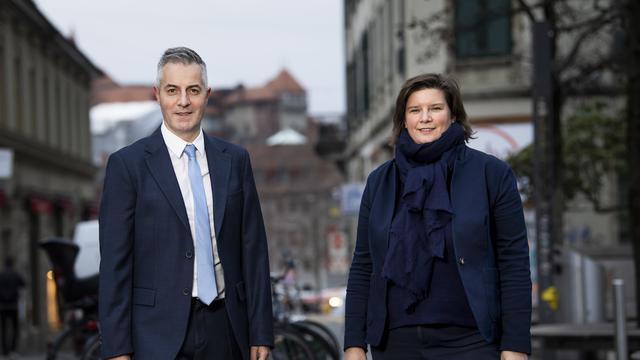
[328,296,343,308]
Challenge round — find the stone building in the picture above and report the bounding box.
[344,0,536,179]
[223,71,345,289]
[342,0,629,325]
[0,0,101,348]
[222,69,307,143]
[246,131,344,290]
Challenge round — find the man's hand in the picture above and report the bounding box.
[108,356,131,360]
[344,346,366,360]
[501,351,528,360]
[250,345,270,360]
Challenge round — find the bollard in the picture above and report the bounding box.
[613,278,627,360]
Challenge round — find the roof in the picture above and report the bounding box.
[223,68,306,106]
[91,81,155,106]
[265,69,305,94]
[90,101,158,134]
[222,86,278,105]
[266,128,307,146]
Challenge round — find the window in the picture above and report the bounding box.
[68,82,76,154]
[360,32,370,115]
[346,61,357,134]
[43,75,49,139]
[58,74,65,151]
[29,67,36,136]
[14,57,22,129]
[455,0,511,58]
[280,92,306,110]
[0,46,4,127]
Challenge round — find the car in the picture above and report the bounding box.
[72,220,100,278]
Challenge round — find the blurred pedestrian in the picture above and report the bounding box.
[99,47,273,360]
[0,256,25,356]
[344,73,531,360]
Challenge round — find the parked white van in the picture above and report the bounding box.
[72,220,100,278]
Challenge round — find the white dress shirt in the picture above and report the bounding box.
[161,123,225,299]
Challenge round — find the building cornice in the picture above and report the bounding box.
[0,129,96,179]
[3,0,103,79]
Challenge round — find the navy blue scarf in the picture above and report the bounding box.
[381,123,465,310]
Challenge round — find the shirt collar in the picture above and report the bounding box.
[161,122,206,159]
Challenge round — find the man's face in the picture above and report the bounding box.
[154,62,210,142]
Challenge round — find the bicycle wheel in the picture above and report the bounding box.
[290,322,339,360]
[47,328,76,360]
[295,319,341,353]
[272,325,314,360]
[80,335,101,360]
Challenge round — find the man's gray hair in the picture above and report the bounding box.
[156,47,208,87]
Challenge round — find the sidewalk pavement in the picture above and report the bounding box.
[0,354,44,360]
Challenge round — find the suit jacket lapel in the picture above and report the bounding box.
[204,134,231,240]
[144,128,190,231]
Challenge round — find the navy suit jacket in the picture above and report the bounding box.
[344,145,532,354]
[99,129,273,360]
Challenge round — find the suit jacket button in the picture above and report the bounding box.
[186,251,193,259]
[458,257,465,265]
[183,288,190,296]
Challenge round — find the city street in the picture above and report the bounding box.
[3,313,347,360]
[1,0,639,359]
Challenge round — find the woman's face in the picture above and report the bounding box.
[404,88,454,144]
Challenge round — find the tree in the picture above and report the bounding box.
[507,101,627,212]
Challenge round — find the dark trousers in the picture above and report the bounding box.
[177,298,242,360]
[371,325,499,360]
[0,309,19,355]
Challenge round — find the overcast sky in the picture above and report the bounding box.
[33,0,345,115]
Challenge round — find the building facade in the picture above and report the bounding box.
[0,0,100,348]
[222,69,308,143]
[247,139,344,290]
[344,0,533,180]
[343,0,628,320]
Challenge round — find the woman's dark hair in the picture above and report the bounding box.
[391,73,474,143]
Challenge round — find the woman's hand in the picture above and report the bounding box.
[501,350,528,360]
[344,346,367,360]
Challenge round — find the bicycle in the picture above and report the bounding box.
[41,238,100,360]
[271,274,341,360]
[78,333,101,360]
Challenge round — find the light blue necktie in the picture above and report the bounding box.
[184,144,217,305]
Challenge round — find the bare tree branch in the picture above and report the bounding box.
[556,7,621,32]
[515,0,538,22]
[560,58,611,94]
[557,28,607,73]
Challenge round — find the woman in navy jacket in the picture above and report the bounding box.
[344,74,531,360]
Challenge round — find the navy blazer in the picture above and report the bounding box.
[99,129,273,360]
[344,145,532,354]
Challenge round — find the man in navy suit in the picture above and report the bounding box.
[99,47,273,360]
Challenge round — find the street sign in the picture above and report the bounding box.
[0,148,14,179]
[341,182,365,215]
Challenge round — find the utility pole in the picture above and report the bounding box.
[533,20,555,323]
[624,0,640,327]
